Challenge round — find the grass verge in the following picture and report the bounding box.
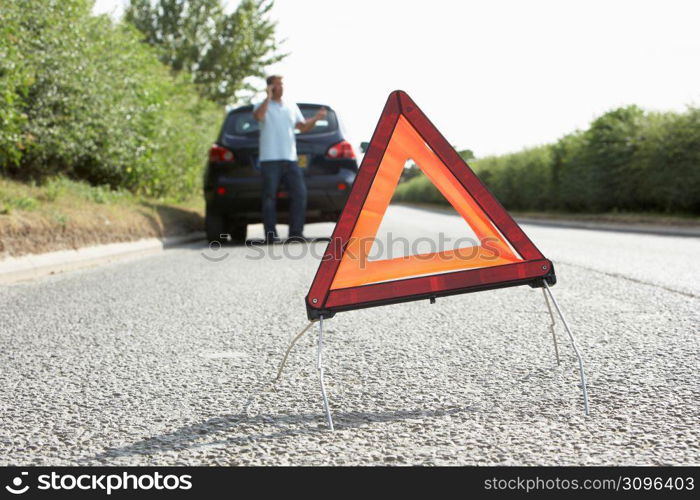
[0,177,204,258]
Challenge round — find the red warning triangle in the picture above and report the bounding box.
[306,91,554,319]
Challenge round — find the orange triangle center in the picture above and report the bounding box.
[330,115,523,290]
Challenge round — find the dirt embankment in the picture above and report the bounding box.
[0,178,204,258]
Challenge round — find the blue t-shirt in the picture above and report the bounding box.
[253,99,305,162]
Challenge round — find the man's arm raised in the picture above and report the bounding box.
[253,84,274,122]
[296,107,327,133]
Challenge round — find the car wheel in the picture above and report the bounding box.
[228,222,247,244]
[205,207,226,243]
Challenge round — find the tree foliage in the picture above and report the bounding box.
[125,0,285,104]
[0,0,222,198]
[0,0,33,166]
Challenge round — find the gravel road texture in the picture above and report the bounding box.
[1,205,698,465]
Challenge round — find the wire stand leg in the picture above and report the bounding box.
[543,282,590,415]
[542,287,561,365]
[273,320,316,384]
[317,315,334,430]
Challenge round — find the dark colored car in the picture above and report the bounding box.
[204,103,358,243]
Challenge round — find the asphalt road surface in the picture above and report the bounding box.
[1,205,698,465]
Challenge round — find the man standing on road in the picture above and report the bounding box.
[253,75,327,243]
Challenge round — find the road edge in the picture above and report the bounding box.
[394,203,700,238]
[0,232,205,284]
[512,217,700,238]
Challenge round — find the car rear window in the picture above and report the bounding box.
[224,104,338,137]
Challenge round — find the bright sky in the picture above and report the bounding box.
[95,0,700,157]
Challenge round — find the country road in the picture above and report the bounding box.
[1,205,698,465]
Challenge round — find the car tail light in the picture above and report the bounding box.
[337,183,347,191]
[325,140,355,159]
[209,144,235,163]
[216,186,227,195]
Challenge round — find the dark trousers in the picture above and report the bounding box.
[260,160,307,238]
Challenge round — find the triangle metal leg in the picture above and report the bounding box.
[543,282,590,415]
[273,320,316,384]
[542,287,561,365]
[317,315,335,430]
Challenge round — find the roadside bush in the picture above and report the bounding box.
[395,105,700,215]
[0,0,222,199]
[0,1,31,167]
[634,108,700,213]
[471,145,554,211]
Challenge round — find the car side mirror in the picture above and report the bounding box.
[360,141,370,153]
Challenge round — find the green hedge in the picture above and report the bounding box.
[0,0,222,199]
[395,105,700,214]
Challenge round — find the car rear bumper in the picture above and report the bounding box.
[205,169,356,224]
